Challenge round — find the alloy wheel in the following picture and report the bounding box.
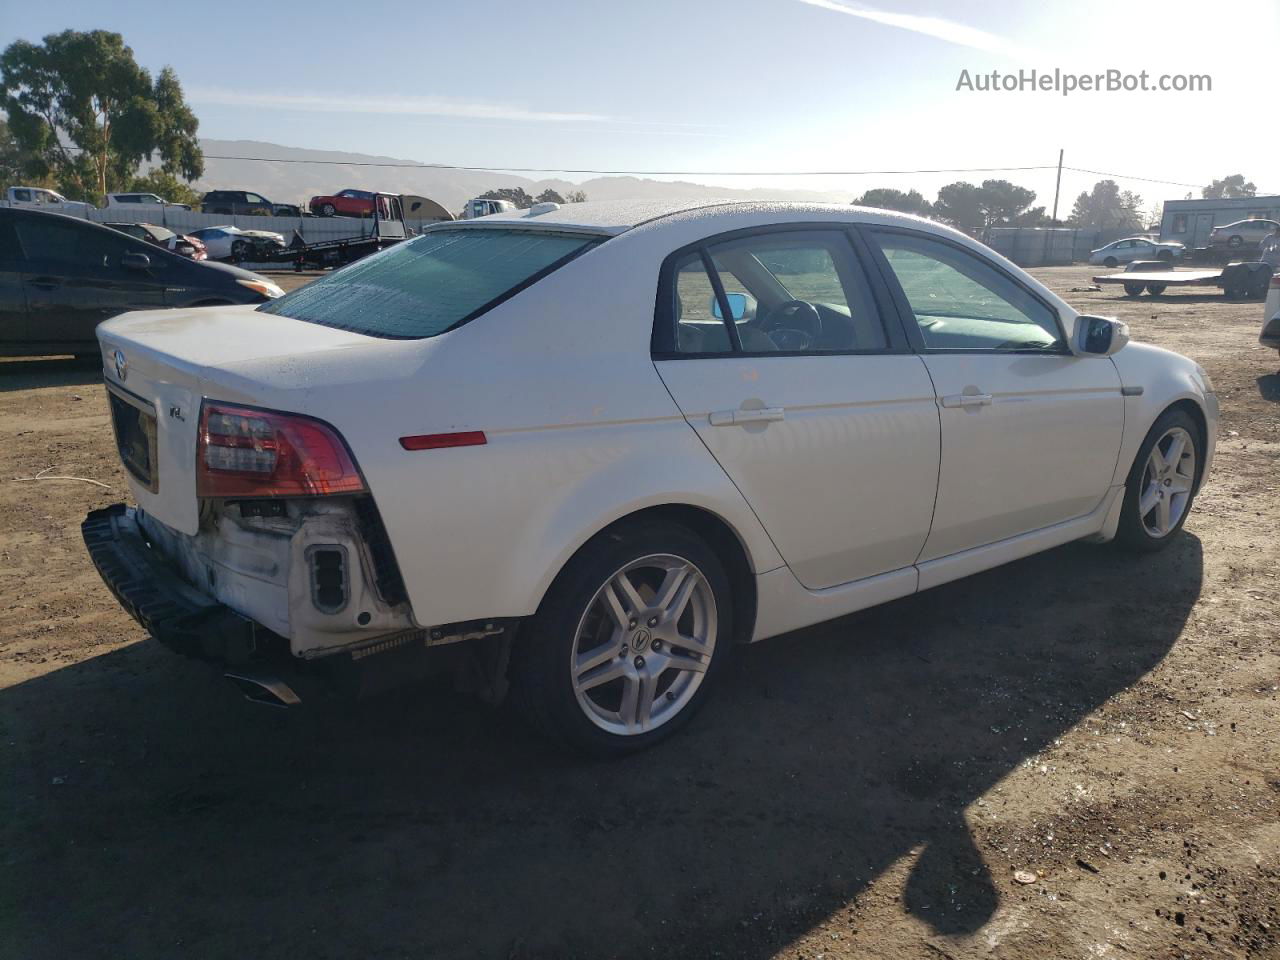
[1138,426,1196,537]
[570,554,717,736]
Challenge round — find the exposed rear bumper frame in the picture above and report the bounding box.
[83,504,272,664]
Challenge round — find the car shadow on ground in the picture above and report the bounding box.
[1258,374,1280,403]
[0,356,102,393]
[2,535,1203,959]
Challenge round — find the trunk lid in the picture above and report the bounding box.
[95,304,389,535]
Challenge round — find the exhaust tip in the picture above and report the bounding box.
[224,670,302,708]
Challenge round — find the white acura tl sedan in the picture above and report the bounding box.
[84,200,1217,755]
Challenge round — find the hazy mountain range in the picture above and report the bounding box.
[193,139,856,212]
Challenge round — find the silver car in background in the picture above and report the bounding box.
[1089,237,1185,267]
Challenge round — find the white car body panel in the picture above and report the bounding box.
[1107,341,1218,486]
[656,354,940,589]
[1263,279,1280,352]
[95,200,1217,657]
[917,488,1122,592]
[917,353,1124,559]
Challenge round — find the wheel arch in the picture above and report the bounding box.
[1118,394,1213,491]
[1110,343,1218,492]
[532,502,761,646]
[599,503,759,645]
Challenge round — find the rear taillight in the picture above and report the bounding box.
[196,401,366,498]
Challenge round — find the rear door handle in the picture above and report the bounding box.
[709,406,785,426]
[940,393,992,409]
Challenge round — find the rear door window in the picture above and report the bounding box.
[16,217,146,270]
[259,228,602,338]
[660,230,889,356]
[672,254,732,353]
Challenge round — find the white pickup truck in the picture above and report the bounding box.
[5,185,94,215]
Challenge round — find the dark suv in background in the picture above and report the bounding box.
[200,190,301,217]
[0,208,283,357]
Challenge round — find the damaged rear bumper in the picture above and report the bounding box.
[83,504,268,664]
[82,504,515,705]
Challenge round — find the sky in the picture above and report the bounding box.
[1,0,1276,210]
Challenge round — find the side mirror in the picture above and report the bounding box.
[711,292,757,322]
[1072,314,1129,357]
[121,251,151,271]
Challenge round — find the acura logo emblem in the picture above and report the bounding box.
[113,349,127,382]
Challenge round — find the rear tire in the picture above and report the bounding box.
[230,239,248,263]
[1123,282,1145,296]
[321,203,336,217]
[1146,283,1167,295]
[1116,409,1202,553]
[509,521,732,756]
[1104,256,1119,268]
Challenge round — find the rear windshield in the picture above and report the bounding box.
[258,228,602,338]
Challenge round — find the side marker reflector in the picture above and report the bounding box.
[399,431,487,451]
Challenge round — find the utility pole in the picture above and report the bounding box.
[1051,148,1064,223]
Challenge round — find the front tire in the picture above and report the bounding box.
[1116,409,1202,552]
[321,203,336,217]
[510,521,732,756]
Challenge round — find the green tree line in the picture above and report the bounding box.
[0,29,203,205]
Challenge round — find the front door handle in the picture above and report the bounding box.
[709,406,785,426]
[940,393,992,409]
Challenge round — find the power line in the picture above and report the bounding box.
[192,154,1060,177]
[1063,166,1204,189]
[193,154,1268,191]
[62,143,1267,192]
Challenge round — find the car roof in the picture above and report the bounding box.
[1,208,196,260]
[453,198,945,237]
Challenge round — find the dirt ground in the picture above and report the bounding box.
[1,265,1277,960]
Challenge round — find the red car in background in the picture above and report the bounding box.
[309,188,378,217]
